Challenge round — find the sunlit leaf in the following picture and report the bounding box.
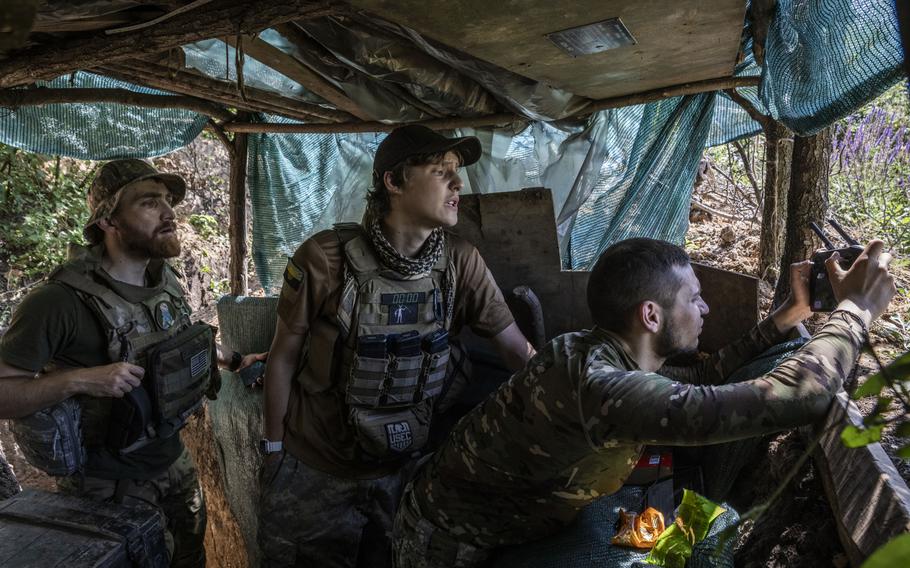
[646,490,725,568]
[841,424,885,448]
[854,350,910,399]
[860,533,910,568]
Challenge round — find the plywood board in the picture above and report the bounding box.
[347,0,747,99]
[452,188,758,352]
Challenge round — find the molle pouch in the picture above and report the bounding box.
[106,386,155,454]
[420,348,450,400]
[145,323,215,439]
[419,329,450,400]
[347,354,389,407]
[386,354,424,405]
[350,400,432,460]
[10,397,86,477]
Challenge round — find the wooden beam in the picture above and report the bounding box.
[580,75,761,115]
[100,62,355,123]
[223,112,522,133]
[0,87,234,122]
[229,126,250,296]
[220,75,762,133]
[224,33,372,121]
[811,392,910,565]
[0,0,335,88]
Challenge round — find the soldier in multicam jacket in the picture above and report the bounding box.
[393,237,896,568]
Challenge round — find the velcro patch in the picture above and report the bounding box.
[190,349,209,377]
[380,292,426,305]
[283,258,304,290]
[387,303,418,325]
[385,421,413,452]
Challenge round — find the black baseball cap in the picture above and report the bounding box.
[373,125,482,177]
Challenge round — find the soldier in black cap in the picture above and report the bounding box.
[258,126,534,567]
[0,159,265,567]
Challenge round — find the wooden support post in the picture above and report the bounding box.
[229,128,249,296]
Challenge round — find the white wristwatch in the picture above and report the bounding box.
[259,439,283,456]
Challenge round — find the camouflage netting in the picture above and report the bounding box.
[494,485,738,568]
[211,296,278,566]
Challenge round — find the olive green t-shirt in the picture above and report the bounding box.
[0,268,183,480]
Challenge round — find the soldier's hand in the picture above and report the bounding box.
[76,362,144,398]
[771,260,813,332]
[238,352,268,372]
[827,239,896,321]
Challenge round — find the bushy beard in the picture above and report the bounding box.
[117,219,181,259]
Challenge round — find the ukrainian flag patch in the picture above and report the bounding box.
[284,257,304,290]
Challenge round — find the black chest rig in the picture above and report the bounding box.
[15,246,219,473]
[334,223,454,460]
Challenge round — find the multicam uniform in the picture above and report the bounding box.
[394,311,867,567]
[259,227,515,568]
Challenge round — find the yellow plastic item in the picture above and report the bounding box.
[611,507,667,549]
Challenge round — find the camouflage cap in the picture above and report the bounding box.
[84,159,186,244]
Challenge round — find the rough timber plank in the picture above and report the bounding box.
[452,188,757,352]
[347,0,747,100]
[812,392,910,566]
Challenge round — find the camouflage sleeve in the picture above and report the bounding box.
[581,310,865,446]
[658,316,792,386]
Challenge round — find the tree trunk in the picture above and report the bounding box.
[758,121,793,280]
[773,127,832,308]
[229,130,249,297]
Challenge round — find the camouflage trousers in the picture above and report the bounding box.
[258,451,412,568]
[393,487,490,568]
[57,447,206,568]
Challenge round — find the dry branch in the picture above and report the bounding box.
[579,76,760,115]
[223,113,523,133]
[724,87,771,131]
[222,75,761,133]
[100,62,353,123]
[224,33,371,120]
[0,87,234,122]
[0,0,335,88]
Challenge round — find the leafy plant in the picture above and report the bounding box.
[0,146,94,285]
[830,83,910,255]
[188,213,220,239]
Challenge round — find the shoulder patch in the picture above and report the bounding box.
[284,257,305,290]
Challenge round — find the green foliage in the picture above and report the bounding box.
[0,145,94,285]
[188,214,220,239]
[830,82,910,255]
[646,490,726,568]
[845,347,910,460]
[860,533,910,568]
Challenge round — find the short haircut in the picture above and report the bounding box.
[366,151,458,218]
[586,238,691,332]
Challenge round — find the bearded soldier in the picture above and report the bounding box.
[259,125,534,567]
[393,237,895,568]
[0,159,266,567]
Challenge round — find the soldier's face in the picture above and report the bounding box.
[656,265,709,357]
[388,151,463,230]
[108,180,181,259]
